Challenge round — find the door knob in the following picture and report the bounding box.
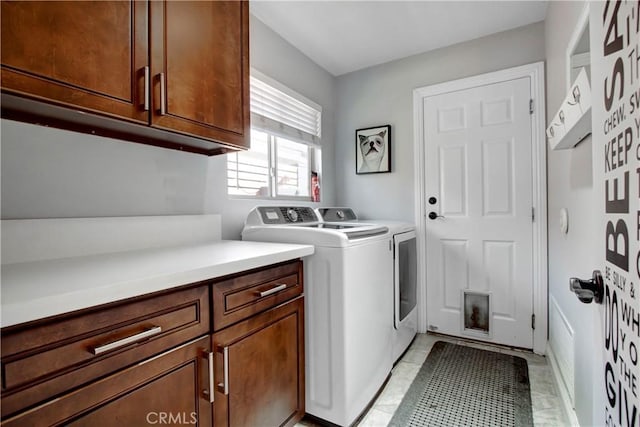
[428,212,444,220]
[569,270,604,304]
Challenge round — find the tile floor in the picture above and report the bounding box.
[298,333,571,427]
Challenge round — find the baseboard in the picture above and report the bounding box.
[547,344,580,426]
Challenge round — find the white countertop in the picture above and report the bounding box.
[1,240,314,328]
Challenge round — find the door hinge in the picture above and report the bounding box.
[531,314,536,330]
[531,207,535,222]
[529,99,534,114]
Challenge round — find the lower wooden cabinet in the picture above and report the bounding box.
[1,260,306,427]
[213,297,305,427]
[1,285,210,419]
[3,336,212,427]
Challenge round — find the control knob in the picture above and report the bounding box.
[286,208,299,222]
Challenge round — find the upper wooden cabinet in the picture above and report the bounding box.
[1,1,149,123]
[150,1,249,147]
[0,0,250,155]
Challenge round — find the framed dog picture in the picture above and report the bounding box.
[355,125,391,174]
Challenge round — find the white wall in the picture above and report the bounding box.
[544,2,599,425]
[1,120,213,217]
[334,22,545,221]
[1,14,336,240]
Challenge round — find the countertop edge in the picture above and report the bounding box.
[1,243,314,328]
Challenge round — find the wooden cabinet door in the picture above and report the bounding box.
[1,1,148,123]
[150,0,250,149]
[213,298,305,427]
[2,337,212,427]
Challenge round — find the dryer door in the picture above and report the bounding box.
[394,230,417,328]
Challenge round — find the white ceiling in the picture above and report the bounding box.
[251,1,548,76]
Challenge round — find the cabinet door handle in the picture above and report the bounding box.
[217,345,229,395]
[202,350,215,403]
[90,326,162,355]
[143,66,150,111]
[158,72,166,115]
[258,283,287,298]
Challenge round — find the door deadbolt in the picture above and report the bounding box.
[428,197,437,205]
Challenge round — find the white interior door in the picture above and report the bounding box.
[424,77,534,348]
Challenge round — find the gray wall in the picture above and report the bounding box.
[544,2,598,425]
[334,22,545,221]
[1,14,336,240]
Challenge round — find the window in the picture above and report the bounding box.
[227,70,321,200]
[227,130,310,197]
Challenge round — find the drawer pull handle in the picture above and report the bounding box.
[258,283,287,298]
[203,350,215,403]
[90,326,162,355]
[217,346,229,395]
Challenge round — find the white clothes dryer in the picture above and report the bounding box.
[317,208,418,364]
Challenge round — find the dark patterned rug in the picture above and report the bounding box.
[389,341,533,427]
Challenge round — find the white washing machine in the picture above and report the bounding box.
[317,208,418,363]
[242,206,393,426]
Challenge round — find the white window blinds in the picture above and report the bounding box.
[250,70,322,146]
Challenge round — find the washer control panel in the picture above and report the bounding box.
[257,206,319,224]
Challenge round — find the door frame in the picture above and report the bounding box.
[412,62,547,354]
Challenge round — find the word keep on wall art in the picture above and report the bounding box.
[592,1,640,426]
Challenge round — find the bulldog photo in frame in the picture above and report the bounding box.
[355,125,391,174]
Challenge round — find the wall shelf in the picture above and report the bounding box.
[546,68,592,150]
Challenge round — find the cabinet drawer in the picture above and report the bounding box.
[2,336,212,427]
[213,260,303,331]
[1,284,209,419]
